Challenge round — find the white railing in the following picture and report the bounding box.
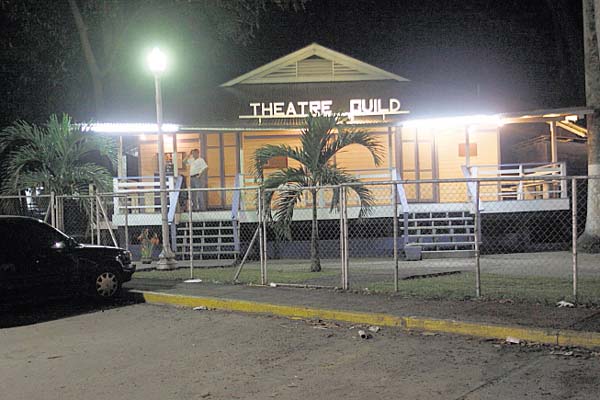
[463,162,567,201]
[112,176,175,215]
[242,168,396,209]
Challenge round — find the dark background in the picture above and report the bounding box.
[0,0,584,126]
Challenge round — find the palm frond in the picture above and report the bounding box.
[261,167,308,238]
[321,127,384,167]
[253,144,307,180]
[0,114,115,196]
[319,167,376,218]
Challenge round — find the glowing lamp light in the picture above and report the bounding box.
[401,114,503,128]
[565,115,578,122]
[86,123,180,134]
[147,47,167,73]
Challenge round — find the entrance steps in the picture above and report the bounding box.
[175,220,239,264]
[405,211,476,258]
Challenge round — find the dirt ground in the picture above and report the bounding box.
[1,301,599,400]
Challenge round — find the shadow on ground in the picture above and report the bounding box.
[0,290,145,329]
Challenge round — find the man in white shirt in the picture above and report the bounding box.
[184,149,208,211]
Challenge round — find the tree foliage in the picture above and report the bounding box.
[0,114,116,196]
[254,114,382,271]
[0,0,308,122]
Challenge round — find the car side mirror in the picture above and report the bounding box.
[69,237,79,248]
[51,241,66,250]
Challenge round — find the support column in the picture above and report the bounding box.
[549,121,558,163]
[173,132,179,177]
[117,135,124,177]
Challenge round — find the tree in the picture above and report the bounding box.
[0,114,116,196]
[579,0,600,252]
[254,115,382,272]
[0,0,308,122]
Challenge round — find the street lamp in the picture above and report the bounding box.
[147,47,176,270]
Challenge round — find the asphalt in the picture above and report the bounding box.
[125,278,600,333]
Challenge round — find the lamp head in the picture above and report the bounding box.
[147,47,167,74]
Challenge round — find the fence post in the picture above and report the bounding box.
[188,186,194,279]
[572,177,578,301]
[474,180,481,297]
[339,187,346,289]
[89,188,94,245]
[393,183,399,292]
[342,187,349,290]
[95,195,118,247]
[124,194,129,251]
[55,196,63,231]
[257,188,266,285]
[50,191,56,228]
[95,194,101,245]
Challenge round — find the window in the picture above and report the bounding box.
[26,222,66,249]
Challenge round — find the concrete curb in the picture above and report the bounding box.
[132,290,600,349]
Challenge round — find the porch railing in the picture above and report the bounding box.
[112,176,176,215]
[463,162,567,201]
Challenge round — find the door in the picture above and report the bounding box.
[202,132,240,209]
[398,127,437,202]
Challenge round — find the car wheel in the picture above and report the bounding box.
[94,271,121,299]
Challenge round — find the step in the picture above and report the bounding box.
[177,227,234,232]
[421,250,476,259]
[408,234,475,238]
[416,241,475,247]
[407,217,473,222]
[174,250,238,255]
[176,234,235,239]
[407,223,475,228]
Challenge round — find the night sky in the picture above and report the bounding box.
[0,0,584,125]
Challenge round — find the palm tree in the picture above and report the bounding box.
[0,114,116,196]
[254,114,383,272]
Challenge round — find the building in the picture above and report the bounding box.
[91,43,590,261]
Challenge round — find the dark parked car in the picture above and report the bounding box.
[0,216,135,303]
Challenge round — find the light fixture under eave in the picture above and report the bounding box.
[401,114,503,128]
[86,123,180,134]
[565,115,578,122]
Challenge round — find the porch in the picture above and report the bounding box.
[109,161,569,227]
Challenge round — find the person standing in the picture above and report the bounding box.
[184,149,208,211]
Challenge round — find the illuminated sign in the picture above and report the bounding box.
[239,98,408,120]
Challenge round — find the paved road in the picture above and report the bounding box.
[1,302,599,400]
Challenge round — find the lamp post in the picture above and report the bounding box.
[148,47,176,270]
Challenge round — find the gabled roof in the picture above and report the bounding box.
[221,43,409,87]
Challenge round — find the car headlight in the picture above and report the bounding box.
[116,251,132,264]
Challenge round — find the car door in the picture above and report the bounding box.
[20,221,77,298]
[0,222,25,302]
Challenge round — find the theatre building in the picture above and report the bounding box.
[93,43,590,261]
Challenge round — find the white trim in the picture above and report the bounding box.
[238,110,410,120]
[221,43,409,87]
[86,123,180,134]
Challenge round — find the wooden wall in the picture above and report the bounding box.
[135,124,500,208]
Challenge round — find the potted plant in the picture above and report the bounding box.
[137,229,159,264]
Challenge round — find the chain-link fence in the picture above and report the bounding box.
[1,176,599,304]
[257,176,600,304]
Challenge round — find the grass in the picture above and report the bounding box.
[367,273,600,305]
[135,264,339,286]
[134,264,600,305]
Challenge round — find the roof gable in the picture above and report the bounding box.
[221,43,409,87]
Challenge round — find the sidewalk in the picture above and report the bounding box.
[124,278,600,348]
